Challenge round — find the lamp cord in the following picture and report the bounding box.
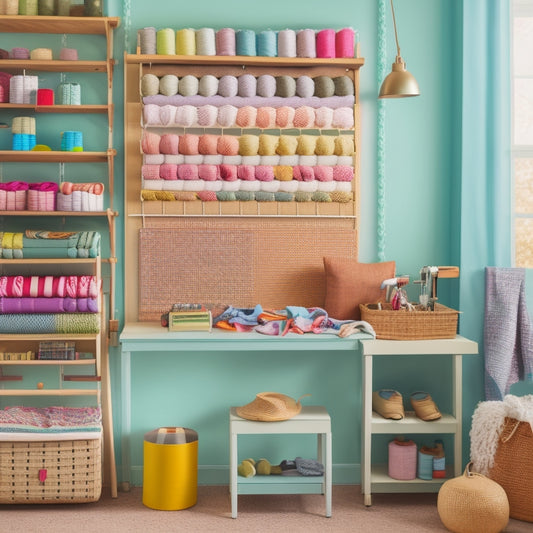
[390,0,401,57]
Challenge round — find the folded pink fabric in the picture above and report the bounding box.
[219,164,238,181]
[332,165,354,182]
[237,165,256,181]
[179,134,200,155]
[177,164,199,180]
[198,164,219,181]
[254,165,275,181]
[28,182,58,192]
[160,164,178,180]
[313,166,334,182]
[0,181,29,191]
[159,133,180,154]
[293,165,315,182]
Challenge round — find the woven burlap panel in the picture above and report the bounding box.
[138,217,357,321]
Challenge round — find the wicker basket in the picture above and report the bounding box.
[0,438,102,504]
[360,302,459,340]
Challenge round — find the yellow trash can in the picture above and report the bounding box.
[142,427,198,510]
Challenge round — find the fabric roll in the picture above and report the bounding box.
[159,104,177,125]
[260,155,280,166]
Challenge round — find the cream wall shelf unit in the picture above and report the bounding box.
[359,335,478,506]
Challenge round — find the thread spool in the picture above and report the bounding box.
[336,27,355,58]
[176,29,196,56]
[59,48,78,60]
[316,28,336,58]
[236,30,256,56]
[157,29,176,55]
[19,0,38,15]
[296,29,316,58]
[57,82,81,105]
[61,131,83,151]
[138,27,157,55]
[37,88,54,106]
[277,29,297,58]
[216,28,236,56]
[256,30,277,57]
[56,0,70,16]
[38,0,54,15]
[196,28,216,56]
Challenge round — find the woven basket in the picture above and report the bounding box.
[0,438,102,504]
[488,417,533,522]
[437,462,509,533]
[359,303,459,340]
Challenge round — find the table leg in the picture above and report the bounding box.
[120,349,131,492]
[230,428,238,518]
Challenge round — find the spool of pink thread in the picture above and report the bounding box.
[216,28,236,56]
[316,29,336,58]
[335,28,355,58]
[37,88,54,106]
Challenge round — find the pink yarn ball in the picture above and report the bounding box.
[332,165,354,182]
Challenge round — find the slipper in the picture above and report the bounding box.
[237,458,256,478]
[372,389,404,420]
[410,391,441,421]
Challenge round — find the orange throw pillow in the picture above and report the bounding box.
[323,257,396,320]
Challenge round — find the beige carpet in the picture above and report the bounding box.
[2,485,531,533]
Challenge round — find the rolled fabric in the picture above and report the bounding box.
[255,107,276,129]
[183,155,204,165]
[220,180,240,192]
[332,107,355,129]
[182,179,205,191]
[334,135,355,155]
[217,135,240,156]
[197,104,218,127]
[296,75,315,98]
[179,133,200,155]
[337,155,354,166]
[198,134,219,155]
[174,105,197,127]
[240,155,261,166]
[254,165,275,181]
[299,155,318,166]
[274,166,294,181]
[159,104,177,125]
[239,134,260,156]
[199,74,219,97]
[203,155,223,165]
[237,165,256,181]
[316,155,338,166]
[160,164,178,180]
[236,106,257,128]
[258,134,279,156]
[29,181,58,192]
[144,154,165,165]
[218,75,239,97]
[261,180,281,192]
[278,179,299,192]
[177,164,199,180]
[161,180,183,191]
[313,165,334,182]
[333,165,355,181]
[197,190,218,201]
[238,74,257,97]
[297,135,318,156]
[239,179,261,191]
[298,180,319,192]
[276,135,298,155]
[159,75,179,96]
[275,106,295,128]
[217,104,238,127]
[315,135,336,156]
[279,155,299,166]
[159,133,180,154]
[314,107,334,129]
[143,103,161,125]
[203,180,223,191]
[222,155,242,165]
[256,74,277,97]
[293,165,315,181]
[141,131,161,154]
[219,164,238,181]
[293,106,315,128]
[335,181,353,193]
[198,164,219,181]
[317,180,337,192]
[164,154,184,164]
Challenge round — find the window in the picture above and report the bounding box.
[512,0,533,268]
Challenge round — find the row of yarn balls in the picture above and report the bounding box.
[140,73,354,99]
[141,131,355,157]
[143,104,354,131]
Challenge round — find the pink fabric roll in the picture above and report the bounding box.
[198,134,219,155]
[179,134,200,155]
[141,131,161,154]
[143,103,161,125]
[217,135,239,156]
[236,106,257,128]
[174,105,197,127]
[197,105,218,127]
[160,164,178,180]
[142,165,161,180]
[293,106,315,128]
[159,133,180,154]
[29,181,58,192]
[332,165,354,181]
[219,164,238,181]
[316,29,336,58]
[315,107,334,129]
[159,104,176,125]
[335,28,355,58]
[332,107,355,129]
[237,165,256,181]
[256,107,276,129]
[198,164,219,181]
[197,190,218,201]
[313,166,334,182]
[276,106,295,128]
[293,165,315,182]
[177,164,199,180]
[254,165,275,181]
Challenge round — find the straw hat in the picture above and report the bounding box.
[236,392,311,421]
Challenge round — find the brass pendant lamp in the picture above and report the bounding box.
[379,0,420,98]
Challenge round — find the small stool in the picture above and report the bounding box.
[229,405,332,518]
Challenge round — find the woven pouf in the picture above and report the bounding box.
[437,462,509,533]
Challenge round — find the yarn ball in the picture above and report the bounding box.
[217,135,239,156]
[296,135,318,156]
[256,107,276,129]
[198,75,219,96]
[217,105,238,128]
[178,75,199,96]
[276,107,295,128]
[276,135,298,156]
[437,465,509,533]
[159,75,179,96]
[296,76,315,98]
[314,107,334,129]
[274,166,294,181]
[141,73,160,96]
[159,134,180,154]
[293,106,315,128]
[236,106,257,128]
[218,75,239,97]
[315,135,336,155]
[258,134,279,156]
[333,75,354,96]
[334,135,355,156]
[275,75,297,97]
[179,134,200,155]
[238,74,257,97]
[256,74,277,97]
[197,105,218,127]
[239,134,260,156]
[314,76,335,97]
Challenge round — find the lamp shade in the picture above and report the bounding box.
[379,57,420,99]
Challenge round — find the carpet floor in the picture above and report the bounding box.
[2,485,531,533]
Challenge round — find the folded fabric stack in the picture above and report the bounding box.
[27,182,59,211]
[0,181,28,211]
[56,182,105,212]
[0,230,101,259]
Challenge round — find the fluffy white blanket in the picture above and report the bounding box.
[470,394,533,475]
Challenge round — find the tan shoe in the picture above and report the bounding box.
[410,392,441,421]
[372,390,404,420]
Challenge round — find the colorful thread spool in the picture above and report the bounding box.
[335,28,355,58]
[216,28,236,56]
[138,27,157,55]
[277,29,297,58]
[196,28,216,56]
[176,29,196,55]
[61,131,83,151]
[57,82,81,105]
[296,29,316,58]
[316,28,336,58]
[236,30,256,56]
[256,30,277,57]
[388,438,417,480]
[37,88,54,106]
[156,28,176,55]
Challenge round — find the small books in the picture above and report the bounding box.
[38,341,77,360]
[168,310,212,332]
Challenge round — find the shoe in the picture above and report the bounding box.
[372,390,404,420]
[410,391,441,421]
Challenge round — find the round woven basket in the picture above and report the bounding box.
[437,462,509,533]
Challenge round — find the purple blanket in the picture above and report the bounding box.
[0,297,98,313]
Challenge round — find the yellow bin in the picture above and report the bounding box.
[143,427,198,510]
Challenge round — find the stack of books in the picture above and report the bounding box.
[38,341,77,360]
[168,303,212,332]
[0,351,35,361]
